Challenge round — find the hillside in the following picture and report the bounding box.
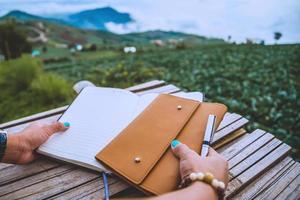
[124,30,225,44]
[0,10,68,26]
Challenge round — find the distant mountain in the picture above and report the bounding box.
[124,30,225,44]
[2,10,41,21]
[0,7,132,31]
[125,31,205,41]
[67,7,133,30]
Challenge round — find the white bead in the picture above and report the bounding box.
[218,181,225,190]
[211,179,219,189]
[189,173,197,181]
[177,105,182,110]
[196,172,204,180]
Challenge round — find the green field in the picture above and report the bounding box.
[1,43,299,160]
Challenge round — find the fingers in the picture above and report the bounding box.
[171,140,196,160]
[43,122,70,137]
[208,147,219,157]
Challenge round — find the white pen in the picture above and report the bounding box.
[201,115,216,157]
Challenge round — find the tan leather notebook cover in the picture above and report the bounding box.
[96,94,227,195]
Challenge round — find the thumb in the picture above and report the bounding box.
[171,140,194,160]
[43,122,70,137]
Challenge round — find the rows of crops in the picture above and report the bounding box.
[42,44,300,159]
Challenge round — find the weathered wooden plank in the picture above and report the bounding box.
[0,167,100,200]
[48,175,123,200]
[217,113,242,131]
[230,138,282,178]
[228,132,274,169]
[136,84,181,95]
[218,129,266,160]
[0,163,13,171]
[253,162,300,199]
[0,164,74,196]
[231,157,294,200]
[226,143,291,198]
[275,170,300,200]
[126,80,166,92]
[212,117,249,145]
[69,180,130,200]
[0,158,60,186]
[216,133,250,153]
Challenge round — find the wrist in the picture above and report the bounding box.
[190,181,218,200]
[180,172,225,200]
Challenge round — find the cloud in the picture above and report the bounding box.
[0,0,299,43]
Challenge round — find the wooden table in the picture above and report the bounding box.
[0,80,299,200]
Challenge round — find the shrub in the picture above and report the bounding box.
[0,56,42,91]
[31,73,73,104]
[0,56,73,122]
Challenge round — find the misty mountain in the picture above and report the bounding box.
[1,7,132,31]
[66,7,133,30]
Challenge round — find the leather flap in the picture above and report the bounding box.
[139,102,228,194]
[95,94,200,184]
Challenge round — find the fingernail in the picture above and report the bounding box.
[171,140,180,148]
[64,122,70,127]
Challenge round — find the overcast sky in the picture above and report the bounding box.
[0,0,299,44]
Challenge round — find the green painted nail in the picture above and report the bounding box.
[171,140,180,148]
[64,122,70,127]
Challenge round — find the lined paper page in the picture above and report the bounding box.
[38,87,140,172]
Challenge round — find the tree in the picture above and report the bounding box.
[0,21,32,60]
[227,35,232,42]
[89,44,97,51]
[274,32,282,43]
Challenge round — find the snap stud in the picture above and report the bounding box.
[134,157,141,163]
[177,105,182,110]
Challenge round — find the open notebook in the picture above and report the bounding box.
[37,87,203,172]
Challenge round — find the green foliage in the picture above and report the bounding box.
[274,32,282,41]
[0,56,41,90]
[0,21,32,60]
[0,56,73,122]
[87,61,166,88]
[31,73,73,104]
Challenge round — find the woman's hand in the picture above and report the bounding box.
[2,121,70,164]
[171,140,228,187]
[150,140,229,200]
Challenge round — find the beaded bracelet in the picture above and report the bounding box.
[178,172,225,200]
[0,130,8,162]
